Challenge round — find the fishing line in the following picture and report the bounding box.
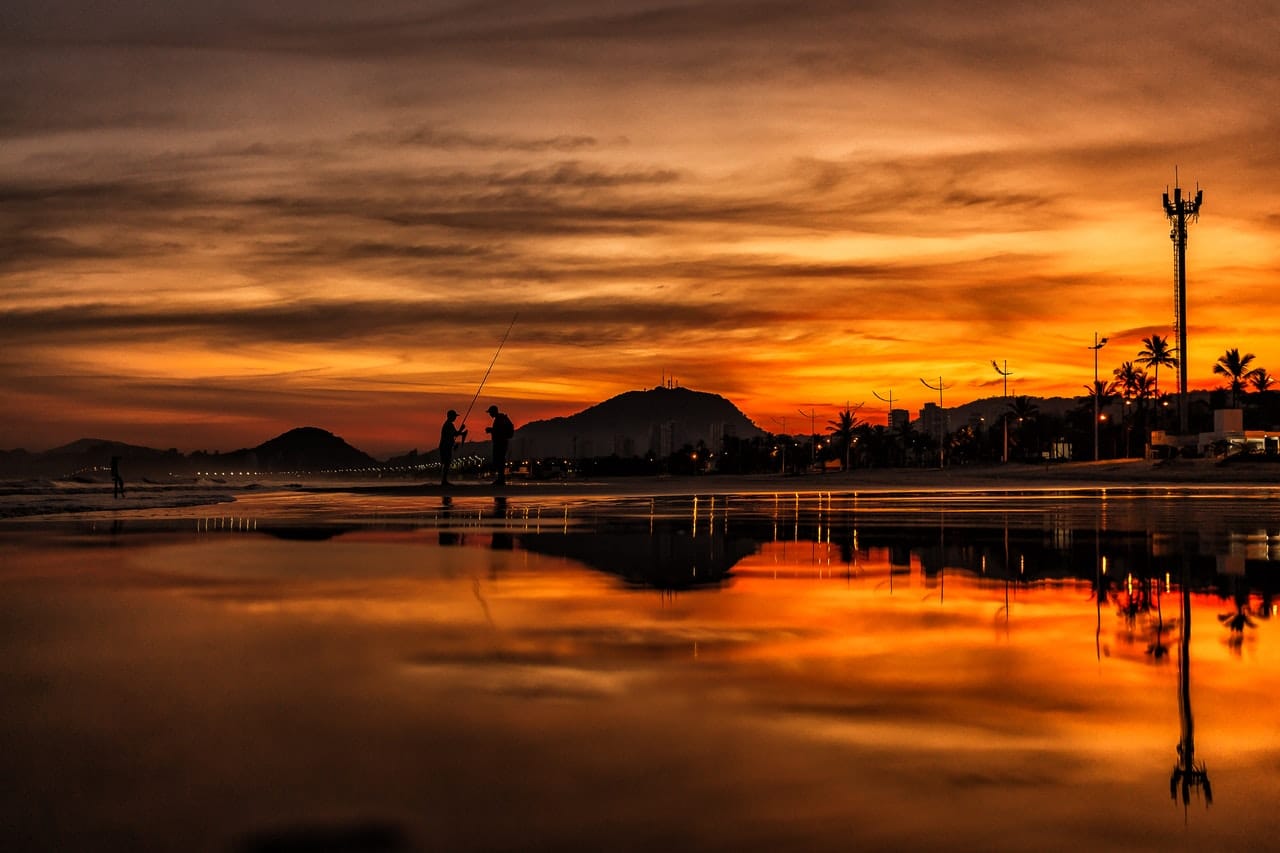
[460,312,518,428]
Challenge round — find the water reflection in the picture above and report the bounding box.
[1173,547,1213,809]
[52,491,1280,602]
[5,488,1280,851]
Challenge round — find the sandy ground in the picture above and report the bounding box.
[314,456,1280,498]
[3,457,1277,519]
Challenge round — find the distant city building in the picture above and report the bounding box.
[652,421,677,458]
[709,422,725,454]
[612,434,635,457]
[889,409,909,431]
[917,402,948,438]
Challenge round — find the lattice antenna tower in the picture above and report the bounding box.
[1162,168,1203,434]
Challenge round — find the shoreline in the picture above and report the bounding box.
[3,458,1277,519]
[303,457,1280,496]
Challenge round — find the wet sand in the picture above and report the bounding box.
[314,457,1280,500]
[3,457,1276,521]
[2,490,1277,852]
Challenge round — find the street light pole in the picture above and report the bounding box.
[798,408,820,471]
[1090,333,1109,462]
[992,360,1013,463]
[919,376,952,468]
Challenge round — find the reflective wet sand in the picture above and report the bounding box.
[2,489,1278,852]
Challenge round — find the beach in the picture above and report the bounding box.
[3,484,1278,852]
[4,457,1277,522]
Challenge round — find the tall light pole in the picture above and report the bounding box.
[872,389,895,427]
[1163,176,1203,435]
[919,376,952,468]
[873,388,897,467]
[991,360,1013,463]
[797,405,828,471]
[770,416,788,475]
[1090,333,1109,462]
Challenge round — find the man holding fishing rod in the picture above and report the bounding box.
[484,404,515,486]
[438,410,466,487]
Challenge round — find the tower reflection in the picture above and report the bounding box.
[1171,547,1212,808]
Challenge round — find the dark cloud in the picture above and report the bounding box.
[351,125,601,153]
[2,0,1279,450]
[0,296,811,349]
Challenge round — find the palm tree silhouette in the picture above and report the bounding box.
[1112,363,1153,457]
[1083,379,1120,406]
[1007,395,1039,459]
[1249,367,1274,394]
[1136,334,1178,398]
[1138,335,1178,432]
[826,407,860,471]
[1213,348,1259,407]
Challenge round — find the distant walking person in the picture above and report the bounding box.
[110,455,125,498]
[438,409,467,486]
[485,404,515,486]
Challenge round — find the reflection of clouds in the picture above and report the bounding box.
[11,492,1280,850]
[405,663,628,700]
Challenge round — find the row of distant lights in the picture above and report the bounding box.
[185,455,569,477]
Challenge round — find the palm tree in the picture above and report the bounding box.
[1112,361,1147,399]
[1083,380,1120,456]
[1213,348,1258,407]
[1136,334,1178,398]
[1083,379,1120,405]
[1249,368,1274,394]
[1112,363,1153,457]
[826,407,860,471]
[1007,396,1039,459]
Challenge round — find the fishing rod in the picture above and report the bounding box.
[460,312,518,429]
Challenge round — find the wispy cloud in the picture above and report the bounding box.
[2,0,1278,450]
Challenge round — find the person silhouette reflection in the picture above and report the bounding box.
[437,495,461,545]
[490,496,512,550]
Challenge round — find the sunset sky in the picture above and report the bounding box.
[4,1,1278,455]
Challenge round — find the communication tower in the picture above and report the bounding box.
[1163,174,1204,434]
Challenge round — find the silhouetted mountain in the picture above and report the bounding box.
[943,395,1079,427]
[0,427,377,479]
[0,438,186,479]
[510,386,763,459]
[236,427,378,472]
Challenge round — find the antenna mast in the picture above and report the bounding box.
[1162,172,1203,434]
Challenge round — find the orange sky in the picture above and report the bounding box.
[3,1,1278,455]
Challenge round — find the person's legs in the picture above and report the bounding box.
[493,444,507,485]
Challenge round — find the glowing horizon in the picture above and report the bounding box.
[3,2,1278,455]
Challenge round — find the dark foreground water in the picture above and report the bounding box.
[2,488,1279,852]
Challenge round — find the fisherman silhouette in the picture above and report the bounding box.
[438,409,467,486]
[484,404,515,486]
[110,455,125,498]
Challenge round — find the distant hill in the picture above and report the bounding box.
[0,427,377,479]
[3,388,1241,479]
[230,427,379,473]
[944,395,1080,427]
[509,386,763,460]
[0,438,186,479]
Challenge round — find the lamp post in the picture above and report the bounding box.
[919,376,952,468]
[992,360,1013,463]
[797,406,829,471]
[1090,333,1109,462]
[770,416,787,475]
